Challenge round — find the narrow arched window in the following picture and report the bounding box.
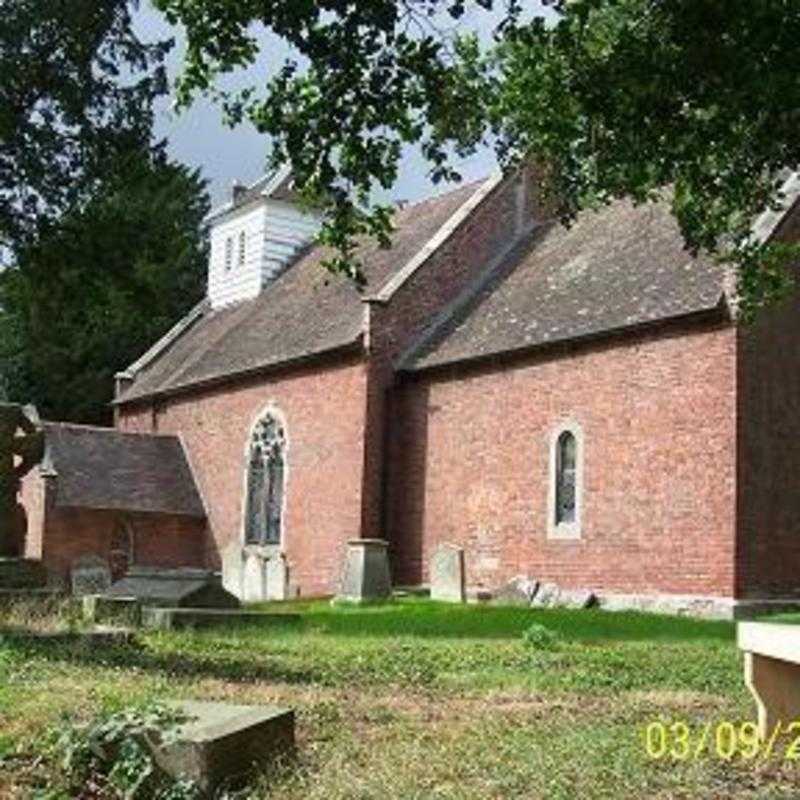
[245,414,286,545]
[555,431,577,524]
[549,422,583,539]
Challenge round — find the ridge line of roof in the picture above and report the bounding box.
[42,421,182,439]
[365,170,504,304]
[113,336,365,406]
[205,164,293,224]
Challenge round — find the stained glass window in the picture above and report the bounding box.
[555,430,577,524]
[245,415,286,545]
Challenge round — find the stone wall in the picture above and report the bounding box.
[387,317,739,598]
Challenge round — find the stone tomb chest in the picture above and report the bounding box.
[104,567,240,609]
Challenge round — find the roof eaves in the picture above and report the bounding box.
[51,499,206,519]
[364,171,504,304]
[115,299,209,384]
[113,335,366,406]
[402,295,729,376]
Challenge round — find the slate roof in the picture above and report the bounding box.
[41,423,205,517]
[117,180,483,404]
[405,198,729,372]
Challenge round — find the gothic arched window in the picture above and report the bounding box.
[245,414,286,545]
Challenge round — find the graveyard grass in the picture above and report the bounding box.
[1,597,799,798]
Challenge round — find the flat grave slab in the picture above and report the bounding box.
[83,594,142,626]
[103,567,240,610]
[142,607,302,631]
[149,701,294,795]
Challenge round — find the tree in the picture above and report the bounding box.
[155,0,800,311]
[0,150,209,425]
[0,0,171,248]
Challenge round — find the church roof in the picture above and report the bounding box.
[40,423,205,518]
[402,198,729,372]
[116,180,483,404]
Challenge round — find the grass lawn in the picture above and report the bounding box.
[0,596,798,798]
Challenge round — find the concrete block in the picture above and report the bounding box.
[336,539,391,603]
[148,701,294,795]
[738,622,800,739]
[83,594,142,627]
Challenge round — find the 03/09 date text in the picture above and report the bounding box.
[643,721,800,761]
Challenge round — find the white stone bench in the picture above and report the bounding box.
[738,622,800,738]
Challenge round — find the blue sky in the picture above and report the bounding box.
[131,2,540,208]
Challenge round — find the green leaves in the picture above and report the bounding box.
[156,0,800,313]
[0,149,209,424]
[0,0,172,247]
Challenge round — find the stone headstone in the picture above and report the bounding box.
[430,544,466,603]
[493,575,540,606]
[0,403,44,558]
[336,539,391,603]
[221,543,244,598]
[142,701,294,796]
[266,553,289,601]
[243,552,268,602]
[71,555,112,597]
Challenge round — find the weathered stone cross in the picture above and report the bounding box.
[0,403,44,556]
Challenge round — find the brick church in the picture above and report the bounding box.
[19,165,800,617]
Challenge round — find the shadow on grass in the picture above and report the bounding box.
[0,631,319,686]
[249,599,736,643]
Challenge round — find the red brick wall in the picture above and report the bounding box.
[736,200,800,598]
[40,504,204,583]
[117,355,369,597]
[387,319,739,598]
[361,170,539,538]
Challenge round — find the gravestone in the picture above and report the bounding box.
[103,567,240,609]
[336,539,391,603]
[430,543,466,603]
[0,403,44,561]
[146,701,295,796]
[266,553,289,601]
[71,555,112,597]
[141,607,302,631]
[221,543,244,598]
[243,552,268,602]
